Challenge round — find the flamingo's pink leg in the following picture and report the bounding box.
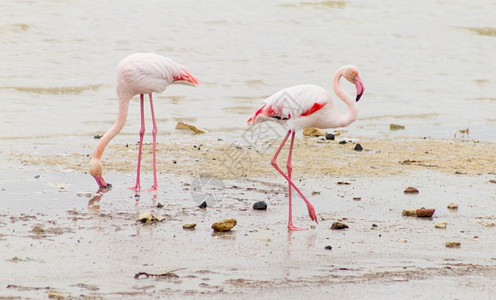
[286,131,305,231]
[146,93,158,192]
[129,94,145,191]
[271,130,318,228]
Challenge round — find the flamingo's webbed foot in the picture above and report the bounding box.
[288,224,307,231]
[146,186,158,192]
[128,185,141,192]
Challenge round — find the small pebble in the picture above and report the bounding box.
[445,241,461,248]
[325,133,335,140]
[93,135,102,139]
[404,187,419,194]
[372,224,378,228]
[435,222,447,229]
[447,202,458,210]
[402,209,417,217]
[339,140,347,145]
[157,202,164,208]
[389,123,405,131]
[354,143,363,151]
[34,175,40,179]
[331,222,349,230]
[182,223,197,230]
[416,208,435,218]
[253,201,267,210]
[199,201,207,209]
[324,245,333,250]
[211,218,237,232]
[353,197,361,201]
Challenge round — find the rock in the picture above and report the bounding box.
[337,181,350,185]
[199,201,207,209]
[303,127,326,137]
[48,291,65,299]
[93,135,102,139]
[325,133,335,140]
[331,222,349,230]
[311,191,321,195]
[389,123,405,131]
[34,175,40,179]
[353,197,361,201]
[211,218,237,232]
[175,121,207,134]
[402,209,417,217]
[354,144,363,151]
[445,241,461,248]
[319,214,333,221]
[324,245,333,250]
[404,187,419,194]
[416,208,435,217]
[138,212,165,224]
[157,202,164,208]
[253,201,267,210]
[447,202,458,210]
[372,224,378,228]
[32,226,45,234]
[435,222,447,229]
[77,192,93,198]
[490,179,496,184]
[183,223,197,230]
[338,140,347,145]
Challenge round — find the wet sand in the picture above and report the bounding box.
[2,135,496,299]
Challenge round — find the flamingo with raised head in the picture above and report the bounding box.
[89,53,199,191]
[247,65,365,231]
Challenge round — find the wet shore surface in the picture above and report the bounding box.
[2,135,496,299]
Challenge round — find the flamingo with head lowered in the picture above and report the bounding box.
[247,65,365,231]
[89,53,199,191]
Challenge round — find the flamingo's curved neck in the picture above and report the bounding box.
[93,96,130,159]
[330,70,359,128]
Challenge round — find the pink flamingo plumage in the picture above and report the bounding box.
[247,65,365,231]
[89,53,199,191]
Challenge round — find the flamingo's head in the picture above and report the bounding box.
[89,158,111,189]
[173,68,200,86]
[342,65,365,102]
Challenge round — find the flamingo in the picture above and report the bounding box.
[247,65,365,231]
[89,53,199,191]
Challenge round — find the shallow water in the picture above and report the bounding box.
[1,0,495,148]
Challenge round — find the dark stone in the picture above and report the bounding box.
[93,135,102,139]
[339,140,347,145]
[331,222,349,230]
[324,245,333,250]
[325,133,335,140]
[157,203,164,208]
[372,224,378,228]
[354,143,363,151]
[34,175,40,179]
[253,201,267,210]
[199,201,207,209]
[404,187,419,194]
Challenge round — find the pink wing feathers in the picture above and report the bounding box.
[247,84,330,124]
[116,53,196,98]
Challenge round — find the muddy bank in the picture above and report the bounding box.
[11,135,496,180]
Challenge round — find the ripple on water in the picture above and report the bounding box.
[459,27,496,37]
[5,84,103,95]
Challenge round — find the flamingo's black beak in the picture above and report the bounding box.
[355,76,365,102]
